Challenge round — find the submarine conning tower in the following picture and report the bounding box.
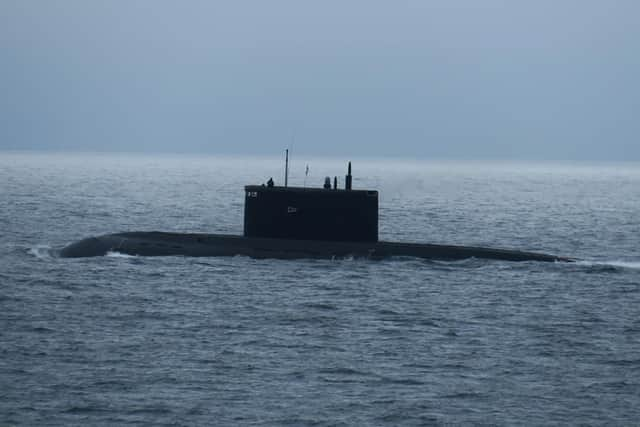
[244,162,379,242]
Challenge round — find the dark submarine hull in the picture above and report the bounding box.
[59,232,572,262]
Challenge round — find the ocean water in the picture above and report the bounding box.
[1,152,640,426]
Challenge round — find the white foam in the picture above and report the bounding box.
[576,260,640,270]
[28,245,54,260]
[106,251,137,259]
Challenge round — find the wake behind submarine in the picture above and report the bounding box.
[60,157,572,263]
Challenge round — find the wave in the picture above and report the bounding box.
[105,251,137,259]
[576,260,640,270]
[28,245,55,260]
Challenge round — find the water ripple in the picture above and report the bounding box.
[2,154,640,425]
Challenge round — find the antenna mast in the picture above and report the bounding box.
[345,161,352,190]
[284,149,289,187]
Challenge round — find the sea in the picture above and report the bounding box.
[1,152,639,426]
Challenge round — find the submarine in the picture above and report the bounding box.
[60,157,572,263]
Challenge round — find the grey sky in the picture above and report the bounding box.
[1,1,638,160]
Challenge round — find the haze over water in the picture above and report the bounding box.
[2,152,639,425]
[2,1,639,160]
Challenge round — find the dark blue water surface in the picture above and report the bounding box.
[2,152,640,425]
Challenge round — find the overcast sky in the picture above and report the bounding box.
[1,1,638,160]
